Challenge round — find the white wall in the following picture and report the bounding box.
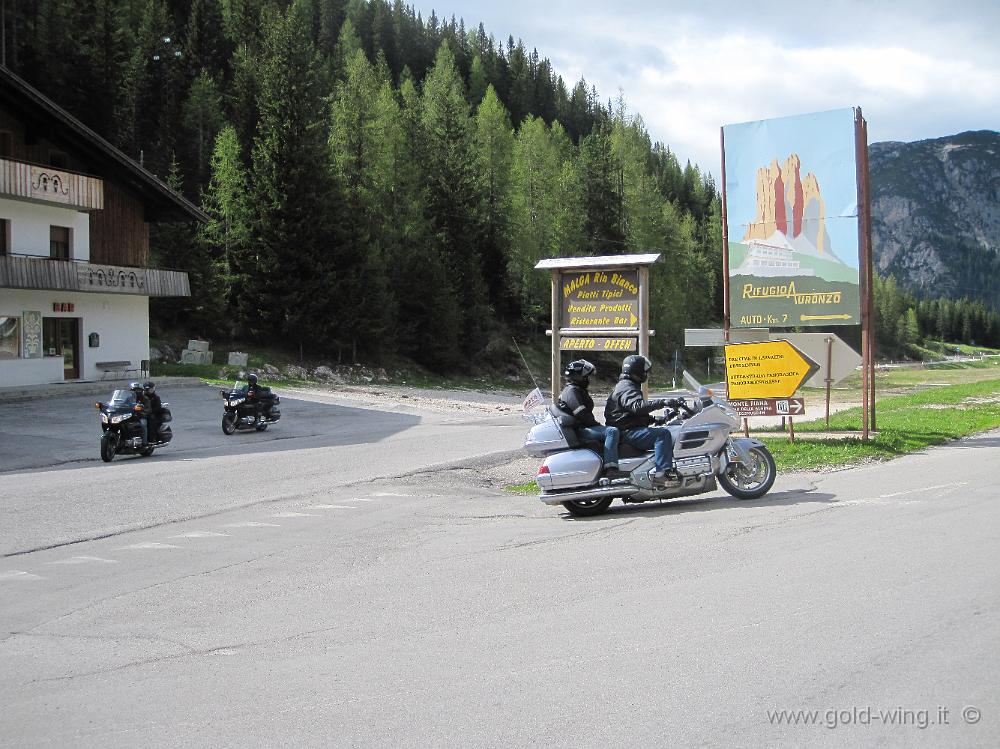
[0,196,91,261]
[0,289,148,384]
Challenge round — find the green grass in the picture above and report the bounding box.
[505,481,538,495]
[761,378,1000,470]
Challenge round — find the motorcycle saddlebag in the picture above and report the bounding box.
[537,448,602,491]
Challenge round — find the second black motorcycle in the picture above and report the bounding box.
[220,380,281,434]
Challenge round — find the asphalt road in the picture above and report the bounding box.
[1,388,998,747]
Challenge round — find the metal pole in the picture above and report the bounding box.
[862,117,877,433]
[825,336,833,427]
[550,270,560,402]
[855,108,870,441]
[639,265,650,399]
[720,126,731,341]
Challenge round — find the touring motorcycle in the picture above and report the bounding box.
[95,389,173,462]
[523,372,776,516]
[220,380,281,434]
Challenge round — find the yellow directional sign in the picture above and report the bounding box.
[724,340,820,399]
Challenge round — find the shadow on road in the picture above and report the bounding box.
[558,488,839,521]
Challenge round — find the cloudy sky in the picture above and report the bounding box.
[409,0,999,177]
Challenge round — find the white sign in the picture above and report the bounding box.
[769,332,862,387]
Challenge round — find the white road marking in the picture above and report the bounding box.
[877,482,967,499]
[271,512,319,518]
[46,556,119,565]
[169,531,231,538]
[371,492,410,497]
[222,522,280,528]
[115,542,181,550]
[305,504,356,510]
[348,498,375,502]
[0,570,43,580]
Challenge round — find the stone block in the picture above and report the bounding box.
[228,351,249,366]
[187,339,210,352]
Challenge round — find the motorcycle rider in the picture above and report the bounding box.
[143,381,163,444]
[555,359,620,471]
[246,373,264,424]
[604,355,683,484]
[129,381,153,444]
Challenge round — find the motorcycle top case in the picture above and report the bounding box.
[523,418,569,456]
[537,449,602,491]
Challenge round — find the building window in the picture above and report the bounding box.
[0,218,8,255]
[0,316,20,359]
[50,226,71,259]
[0,131,11,158]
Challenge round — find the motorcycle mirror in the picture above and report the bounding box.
[95,402,103,409]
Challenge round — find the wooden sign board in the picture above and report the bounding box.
[559,337,637,352]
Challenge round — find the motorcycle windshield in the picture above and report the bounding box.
[230,380,248,394]
[108,390,137,407]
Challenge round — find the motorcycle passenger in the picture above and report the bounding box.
[555,359,620,471]
[246,373,264,424]
[130,381,152,444]
[604,355,682,484]
[143,381,163,444]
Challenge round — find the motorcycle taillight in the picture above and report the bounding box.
[538,465,550,475]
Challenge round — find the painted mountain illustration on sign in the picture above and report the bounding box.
[734,154,854,283]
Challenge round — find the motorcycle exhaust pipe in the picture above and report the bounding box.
[539,483,640,506]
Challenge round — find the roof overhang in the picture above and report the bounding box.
[0,66,208,223]
[535,254,661,271]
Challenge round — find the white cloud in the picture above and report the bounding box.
[409,1,1000,175]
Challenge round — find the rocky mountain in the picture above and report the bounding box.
[870,130,1000,308]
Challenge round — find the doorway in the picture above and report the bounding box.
[43,317,80,379]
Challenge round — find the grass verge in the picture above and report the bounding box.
[760,378,1000,470]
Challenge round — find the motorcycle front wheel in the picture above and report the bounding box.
[100,433,116,463]
[561,497,614,517]
[718,446,776,500]
[222,412,237,435]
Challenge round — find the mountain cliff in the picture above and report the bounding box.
[870,130,1000,308]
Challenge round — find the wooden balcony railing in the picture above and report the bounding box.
[0,158,104,210]
[0,254,189,297]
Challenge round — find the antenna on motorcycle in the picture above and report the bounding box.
[512,337,568,440]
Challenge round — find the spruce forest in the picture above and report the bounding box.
[8,0,997,374]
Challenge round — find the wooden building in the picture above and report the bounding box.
[0,66,206,386]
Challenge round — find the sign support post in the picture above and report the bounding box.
[549,270,560,401]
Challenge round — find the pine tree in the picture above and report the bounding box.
[247,0,339,352]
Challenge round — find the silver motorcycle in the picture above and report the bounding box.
[523,372,776,516]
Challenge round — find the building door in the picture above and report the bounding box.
[43,318,80,379]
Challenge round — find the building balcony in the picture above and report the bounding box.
[0,253,189,297]
[0,157,104,211]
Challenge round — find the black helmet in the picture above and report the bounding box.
[247,373,258,385]
[564,359,596,386]
[143,381,155,394]
[621,355,653,383]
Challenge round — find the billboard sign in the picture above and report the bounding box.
[723,108,861,327]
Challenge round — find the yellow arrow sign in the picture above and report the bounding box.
[800,314,853,321]
[724,340,820,399]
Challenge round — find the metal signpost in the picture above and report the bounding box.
[536,254,660,400]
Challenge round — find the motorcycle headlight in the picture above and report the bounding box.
[110,413,130,424]
[229,398,245,406]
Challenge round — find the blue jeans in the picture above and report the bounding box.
[578,425,620,467]
[622,426,673,472]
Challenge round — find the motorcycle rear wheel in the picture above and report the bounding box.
[718,446,776,500]
[561,497,614,517]
[100,433,115,463]
[222,413,237,435]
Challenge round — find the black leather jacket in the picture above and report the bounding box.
[604,375,662,430]
[556,383,598,427]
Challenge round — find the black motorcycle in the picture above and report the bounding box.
[95,389,173,462]
[220,380,281,434]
